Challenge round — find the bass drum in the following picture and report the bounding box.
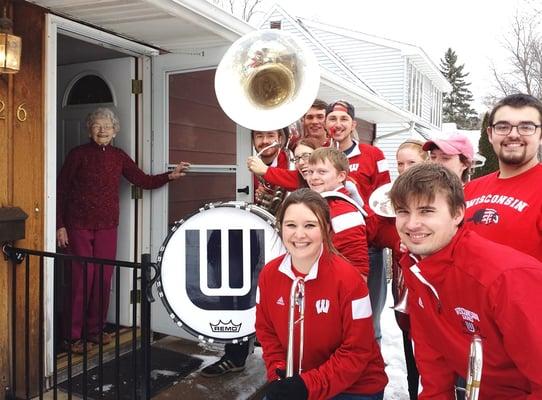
[156,201,284,343]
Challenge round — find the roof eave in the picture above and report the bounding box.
[145,0,253,42]
[320,69,418,124]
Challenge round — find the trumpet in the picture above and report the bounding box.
[256,141,281,157]
[465,335,483,400]
[456,335,483,400]
[286,277,305,377]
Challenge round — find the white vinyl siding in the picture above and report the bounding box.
[309,28,404,107]
[406,62,444,129]
[430,85,442,127]
[407,62,423,117]
[263,10,359,85]
[375,123,427,180]
[422,75,432,122]
[261,8,447,132]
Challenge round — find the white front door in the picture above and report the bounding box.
[57,57,137,327]
[149,50,253,338]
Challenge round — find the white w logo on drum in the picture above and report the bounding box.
[190,228,263,297]
[315,299,330,314]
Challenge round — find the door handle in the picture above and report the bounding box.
[237,185,250,194]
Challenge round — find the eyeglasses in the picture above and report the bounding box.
[291,153,312,163]
[91,124,114,132]
[491,122,541,136]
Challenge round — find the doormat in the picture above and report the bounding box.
[59,347,203,400]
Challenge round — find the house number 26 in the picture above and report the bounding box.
[0,100,27,122]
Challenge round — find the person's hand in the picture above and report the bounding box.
[57,228,69,248]
[247,156,268,176]
[169,161,190,180]
[344,179,365,208]
[265,373,308,400]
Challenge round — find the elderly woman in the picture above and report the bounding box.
[57,107,189,353]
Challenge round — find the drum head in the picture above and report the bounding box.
[156,202,284,343]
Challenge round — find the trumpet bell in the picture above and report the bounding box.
[215,29,320,131]
[392,288,409,314]
[369,182,395,218]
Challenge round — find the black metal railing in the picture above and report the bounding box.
[2,245,156,400]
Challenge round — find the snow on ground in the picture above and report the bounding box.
[381,284,410,400]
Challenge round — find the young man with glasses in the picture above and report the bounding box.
[464,93,542,262]
[247,137,319,191]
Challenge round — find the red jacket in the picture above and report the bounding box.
[57,141,169,230]
[253,149,291,203]
[263,168,302,192]
[325,187,370,278]
[345,141,391,203]
[256,250,388,400]
[365,213,399,251]
[400,227,542,399]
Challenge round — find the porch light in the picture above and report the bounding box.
[0,5,21,74]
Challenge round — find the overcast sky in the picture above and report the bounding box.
[256,0,537,113]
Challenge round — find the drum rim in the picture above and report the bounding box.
[156,201,278,343]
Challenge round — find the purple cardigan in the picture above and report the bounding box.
[57,141,170,230]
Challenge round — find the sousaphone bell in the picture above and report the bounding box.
[215,29,320,131]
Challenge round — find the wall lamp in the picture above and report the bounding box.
[0,3,21,74]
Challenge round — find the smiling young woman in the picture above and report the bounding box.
[256,188,387,400]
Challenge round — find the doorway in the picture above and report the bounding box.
[57,48,138,326]
[45,14,254,371]
[44,15,159,376]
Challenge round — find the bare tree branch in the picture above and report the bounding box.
[207,0,266,22]
[490,11,542,100]
[245,0,262,22]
